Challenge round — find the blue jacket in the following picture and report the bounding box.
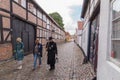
[33,43,43,57]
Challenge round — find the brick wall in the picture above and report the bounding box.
[43,22,46,28]
[13,2,26,19]
[0,43,13,61]
[0,11,10,17]
[28,12,36,24]
[37,19,42,26]
[2,17,10,28]
[0,0,10,11]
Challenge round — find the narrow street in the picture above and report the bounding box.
[0,42,95,80]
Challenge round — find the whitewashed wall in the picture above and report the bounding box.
[97,0,120,80]
[81,23,89,56]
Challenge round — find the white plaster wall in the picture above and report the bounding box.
[81,23,89,56]
[78,36,82,46]
[97,0,120,80]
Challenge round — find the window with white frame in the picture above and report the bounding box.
[43,14,46,22]
[28,3,32,11]
[111,0,120,61]
[33,7,36,15]
[40,29,42,38]
[47,24,50,29]
[47,19,50,24]
[14,0,26,8]
[37,11,42,19]
[21,0,26,8]
[47,19,50,29]
[28,3,36,15]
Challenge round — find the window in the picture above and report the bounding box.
[37,11,42,19]
[47,19,50,24]
[33,7,36,15]
[47,24,50,29]
[21,0,26,8]
[28,3,33,11]
[14,0,26,8]
[111,0,120,61]
[40,29,42,37]
[43,14,46,22]
[28,3,36,15]
[14,0,18,2]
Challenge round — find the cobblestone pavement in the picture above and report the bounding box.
[0,42,95,80]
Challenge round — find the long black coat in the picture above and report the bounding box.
[46,41,57,65]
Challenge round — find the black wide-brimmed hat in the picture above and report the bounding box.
[49,37,53,40]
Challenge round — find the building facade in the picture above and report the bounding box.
[81,0,100,73]
[75,21,83,47]
[81,0,120,80]
[0,0,65,61]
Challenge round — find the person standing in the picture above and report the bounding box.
[46,37,58,71]
[14,37,24,70]
[33,39,43,70]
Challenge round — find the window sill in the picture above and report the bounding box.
[112,38,120,40]
[107,58,120,73]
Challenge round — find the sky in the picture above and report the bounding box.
[35,0,83,35]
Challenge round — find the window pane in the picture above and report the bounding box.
[111,0,120,61]
[112,40,120,61]
[112,20,120,38]
[33,7,36,15]
[40,29,42,37]
[43,15,46,21]
[14,0,19,2]
[112,0,120,19]
[37,11,42,19]
[21,0,26,8]
[47,24,50,29]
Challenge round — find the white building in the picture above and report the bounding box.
[81,0,120,80]
[75,21,83,47]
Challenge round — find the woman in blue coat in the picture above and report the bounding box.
[14,37,24,70]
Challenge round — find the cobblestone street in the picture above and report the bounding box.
[0,42,95,80]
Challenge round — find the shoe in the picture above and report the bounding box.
[49,68,53,71]
[17,65,22,70]
[32,68,35,71]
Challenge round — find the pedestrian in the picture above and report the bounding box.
[14,37,24,70]
[33,39,43,70]
[46,37,58,71]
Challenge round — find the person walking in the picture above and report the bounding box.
[14,37,24,70]
[46,37,58,71]
[33,39,43,70]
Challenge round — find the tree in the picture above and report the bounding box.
[49,12,64,30]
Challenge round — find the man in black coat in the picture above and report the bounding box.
[46,37,58,71]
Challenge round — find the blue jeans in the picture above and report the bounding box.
[33,53,41,69]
